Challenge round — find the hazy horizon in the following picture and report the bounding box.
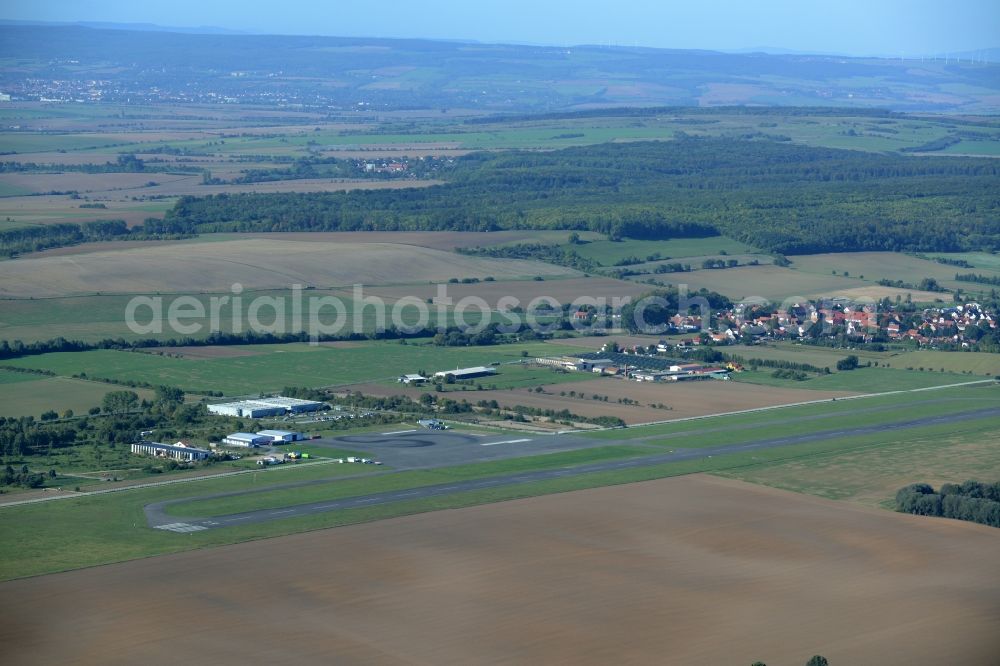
[2,0,998,58]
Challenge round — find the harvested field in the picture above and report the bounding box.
[359,276,647,306]
[654,264,859,301]
[0,239,578,297]
[353,376,855,424]
[0,172,192,194]
[2,475,998,665]
[804,285,946,302]
[26,230,590,257]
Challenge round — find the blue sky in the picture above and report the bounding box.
[3,0,998,56]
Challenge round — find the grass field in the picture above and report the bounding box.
[724,342,893,367]
[716,425,1000,508]
[732,366,970,391]
[583,383,998,441]
[0,374,155,418]
[1,340,585,395]
[570,236,758,265]
[921,251,1000,271]
[901,350,1000,375]
[725,344,1000,379]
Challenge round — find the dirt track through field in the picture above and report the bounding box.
[2,475,998,665]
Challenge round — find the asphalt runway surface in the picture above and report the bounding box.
[145,405,1000,532]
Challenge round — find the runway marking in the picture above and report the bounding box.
[154,522,208,533]
[382,429,418,435]
[227,516,253,522]
[270,509,294,515]
[481,438,532,447]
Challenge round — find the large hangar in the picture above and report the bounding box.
[207,396,326,418]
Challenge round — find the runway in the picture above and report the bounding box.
[144,405,1000,531]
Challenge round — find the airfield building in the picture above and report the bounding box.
[256,429,303,443]
[207,396,326,418]
[131,441,212,462]
[223,432,271,447]
[432,366,497,381]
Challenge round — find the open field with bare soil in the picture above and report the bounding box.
[353,376,855,424]
[2,474,997,665]
[0,239,578,297]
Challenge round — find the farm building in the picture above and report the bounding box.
[207,396,326,418]
[633,371,670,382]
[256,429,302,443]
[432,366,497,381]
[398,374,428,385]
[223,432,271,447]
[131,441,211,462]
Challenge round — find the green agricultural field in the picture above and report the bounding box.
[571,236,758,266]
[715,420,1000,507]
[921,252,1000,272]
[0,375,155,418]
[732,366,970,391]
[1,340,585,395]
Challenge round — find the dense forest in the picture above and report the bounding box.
[161,137,1000,255]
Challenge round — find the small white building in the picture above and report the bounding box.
[256,429,302,443]
[223,432,271,447]
[398,374,427,385]
[132,441,211,461]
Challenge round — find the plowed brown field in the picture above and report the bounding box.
[2,475,998,665]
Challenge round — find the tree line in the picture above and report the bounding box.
[896,481,1000,528]
[955,273,1000,287]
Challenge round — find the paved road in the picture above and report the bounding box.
[145,405,1000,532]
